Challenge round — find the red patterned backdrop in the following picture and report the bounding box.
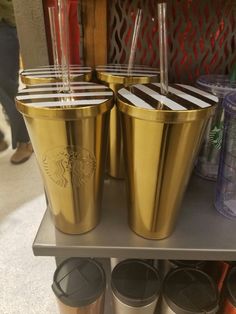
[108,0,236,83]
[43,0,81,65]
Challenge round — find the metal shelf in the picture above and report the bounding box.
[33,175,236,260]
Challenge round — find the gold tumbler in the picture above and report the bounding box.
[95,64,159,179]
[20,66,92,209]
[20,65,92,85]
[117,82,217,239]
[16,82,113,234]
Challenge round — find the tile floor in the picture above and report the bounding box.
[0,109,58,313]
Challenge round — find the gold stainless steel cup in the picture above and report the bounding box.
[16,82,113,234]
[95,65,159,179]
[117,83,217,239]
[20,66,92,207]
[20,65,92,85]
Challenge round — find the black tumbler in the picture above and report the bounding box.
[52,258,106,314]
[160,268,219,314]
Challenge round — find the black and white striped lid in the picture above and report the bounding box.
[16,82,113,109]
[95,64,159,77]
[118,83,218,111]
[20,65,92,83]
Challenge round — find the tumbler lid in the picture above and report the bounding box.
[52,258,106,308]
[20,65,92,85]
[196,75,236,98]
[95,64,159,85]
[111,259,161,307]
[16,82,113,119]
[226,267,236,307]
[223,91,236,116]
[117,83,217,123]
[171,260,206,268]
[163,268,219,314]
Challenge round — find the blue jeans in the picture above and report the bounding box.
[0,21,29,148]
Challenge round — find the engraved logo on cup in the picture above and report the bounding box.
[42,146,96,188]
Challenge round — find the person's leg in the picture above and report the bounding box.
[0,21,32,163]
[0,85,32,162]
[0,128,8,152]
[0,129,4,141]
[0,86,30,148]
[0,21,30,148]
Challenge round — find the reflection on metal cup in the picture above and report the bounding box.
[117,83,217,239]
[110,258,125,271]
[16,82,113,234]
[95,64,159,179]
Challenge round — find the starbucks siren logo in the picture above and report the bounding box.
[209,123,223,150]
[42,146,96,188]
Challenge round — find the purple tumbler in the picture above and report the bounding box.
[195,75,236,181]
[215,92,236,219]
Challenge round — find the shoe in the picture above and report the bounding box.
[0,139,8,152]
[10,142,33,165]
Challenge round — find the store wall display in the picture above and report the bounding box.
[11,1,236,313]
[107,0,236,84]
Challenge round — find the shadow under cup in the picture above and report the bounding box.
[117,84,216,240]
[16,83,113,234]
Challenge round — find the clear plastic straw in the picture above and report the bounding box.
[127,9,142,76]
[58,0,71,93]
[158,2,168,96]
[48,7,59,71]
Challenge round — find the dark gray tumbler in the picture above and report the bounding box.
[52,258,106,314]
[160,268,219,314]
[111,259,161,314]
